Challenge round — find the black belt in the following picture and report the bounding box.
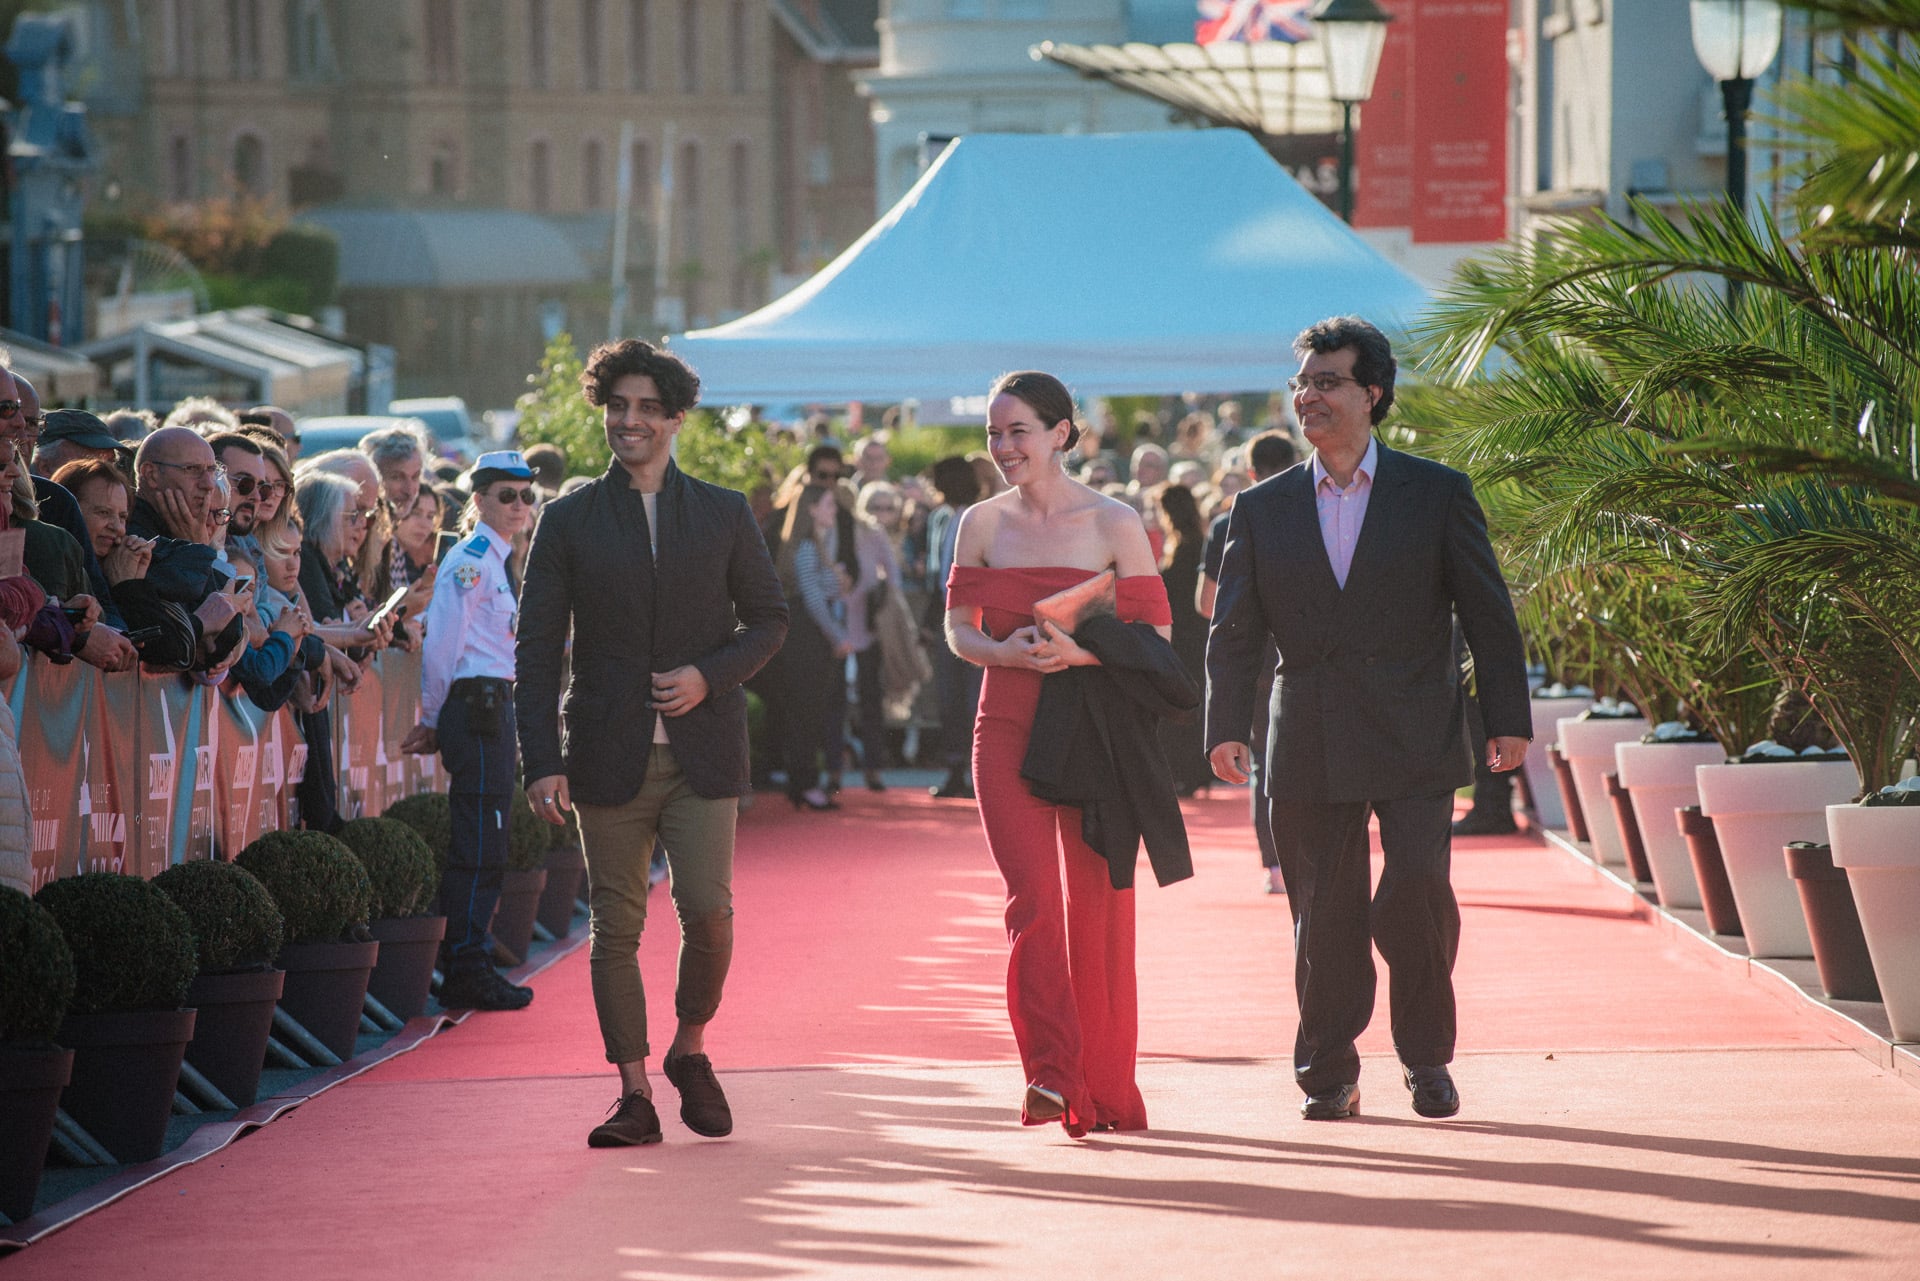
[450,675,514,698]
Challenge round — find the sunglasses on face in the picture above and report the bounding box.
[490,487,537,506]
[226,472,263,496]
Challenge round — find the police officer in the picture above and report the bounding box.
[401,450,540,1011]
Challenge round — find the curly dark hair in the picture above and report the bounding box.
[579,339,701,415]
[1293,316,1396,426]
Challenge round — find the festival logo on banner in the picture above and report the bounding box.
[82,670,142,877]
[212,688,271,857]
[142,677,216,874]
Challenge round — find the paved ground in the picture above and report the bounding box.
[6,785,1917,1280]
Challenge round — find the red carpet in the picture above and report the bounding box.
[6,784,1914,1280]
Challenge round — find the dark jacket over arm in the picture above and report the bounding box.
[1021,616,1199,890]
[516,460,789,804]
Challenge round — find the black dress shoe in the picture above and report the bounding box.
[662,1052,733,1137]
[1300,1083,1360,1120]
[1451,811,1519,837]
[439,968,534,1011]
[1403,1064,1460,1118]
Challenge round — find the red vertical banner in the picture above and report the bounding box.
[1409,0,1507,243]
[10,658,88,890]
[1352,0,1416,230]
[80,669,143,877]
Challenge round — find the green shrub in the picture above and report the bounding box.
[152,859,285,974]
[337,817,439,919]
[235,831,373,944]
[385,789,546,871]
[507,790,551,871]
[33,874,197,1015]
[384,793,452,867]
[0,887,76,1043]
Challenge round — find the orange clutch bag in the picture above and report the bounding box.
[1031,569,1116,635]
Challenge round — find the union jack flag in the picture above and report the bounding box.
[1194,0,1315,44]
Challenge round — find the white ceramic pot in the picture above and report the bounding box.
[1614,740,1727,910]
[1828,803,1920,1040]
[1695,759,1859,958]
[1557,716,1650,867]
[1526,695,1593,828]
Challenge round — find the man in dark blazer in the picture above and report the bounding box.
[517,339,788,1148]
[1205,317,1530,1122]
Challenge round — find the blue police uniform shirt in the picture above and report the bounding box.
[419,522,519,728]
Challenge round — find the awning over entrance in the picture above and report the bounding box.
[1034,39,1340,138]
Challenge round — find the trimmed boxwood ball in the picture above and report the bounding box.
[384,793,452,869]
[33,874,197,1015]
[152,858,285,974]
[337,817,439,919]
[0,886,76,1043]
[507,790,550,871]
[235,830,373,944]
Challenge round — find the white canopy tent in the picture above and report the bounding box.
[669,130,1429,409]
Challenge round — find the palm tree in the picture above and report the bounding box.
[1404,0,1920,791]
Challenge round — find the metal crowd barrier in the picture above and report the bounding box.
[5,650,440,893]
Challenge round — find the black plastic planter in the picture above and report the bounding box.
[0,1043,73,1220]
[537,844,586,940]
[184,967,286,1108]
[1785,841,1882,1003]
[276,939,380,1061]
[367,916,447,1021]
[57,1007,197,1164]
[490,868,548,969]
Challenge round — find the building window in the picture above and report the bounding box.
[425,0,457,84]
[730,140,751,309]
[229,0,263,78]
[582,0,604,90]
[288,0,338,80]
[679,139,701,253]
[628,0,651,91]
[528,0,550,88]
[233,133,267,196]
[631,138,653,213]
[679,0,699,94]
[430,140,459,197]
[169,134,193,201]
[728,0,748,94]
[531,138,552,211]
[584,138,605,208]
[161,0,191,75]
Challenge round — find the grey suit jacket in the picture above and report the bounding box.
[1203,442,1529,805]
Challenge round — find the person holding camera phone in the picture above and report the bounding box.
[400,451,540,1012]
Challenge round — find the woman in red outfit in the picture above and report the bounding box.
[944,371,1172,1136]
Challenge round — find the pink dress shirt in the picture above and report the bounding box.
[1310,436,1377,589]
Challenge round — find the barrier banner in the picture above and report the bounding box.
[13,658,91,887]
[78,669,142,878]
[210,686,283,858]
[334,661,382,820]
[140,676,216,876]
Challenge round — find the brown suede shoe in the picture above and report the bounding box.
[662,1052,734,1137]
[587,1091,663,1148]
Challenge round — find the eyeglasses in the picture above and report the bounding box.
[148,459,226,483]
[0,401,19,418]
[810,471,841,485]
[227,473,261,496]
[210,507,232,525]
[255,479,288,499]
[490,487,538,506]
[1287,373,1366,395]
[345,508,375,525]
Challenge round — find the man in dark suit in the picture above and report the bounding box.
[1205,317,1529,1122]
[517,339,788,1148]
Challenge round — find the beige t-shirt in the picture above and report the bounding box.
[643,492,670,745]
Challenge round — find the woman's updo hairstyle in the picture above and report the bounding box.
[989,371,1081,451]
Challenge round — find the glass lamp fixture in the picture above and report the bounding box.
[1688,0,1785,83]
[1310,0,1395,224]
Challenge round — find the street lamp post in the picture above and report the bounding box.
[1689,0,1785,218]
[1312,0,1395,224]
